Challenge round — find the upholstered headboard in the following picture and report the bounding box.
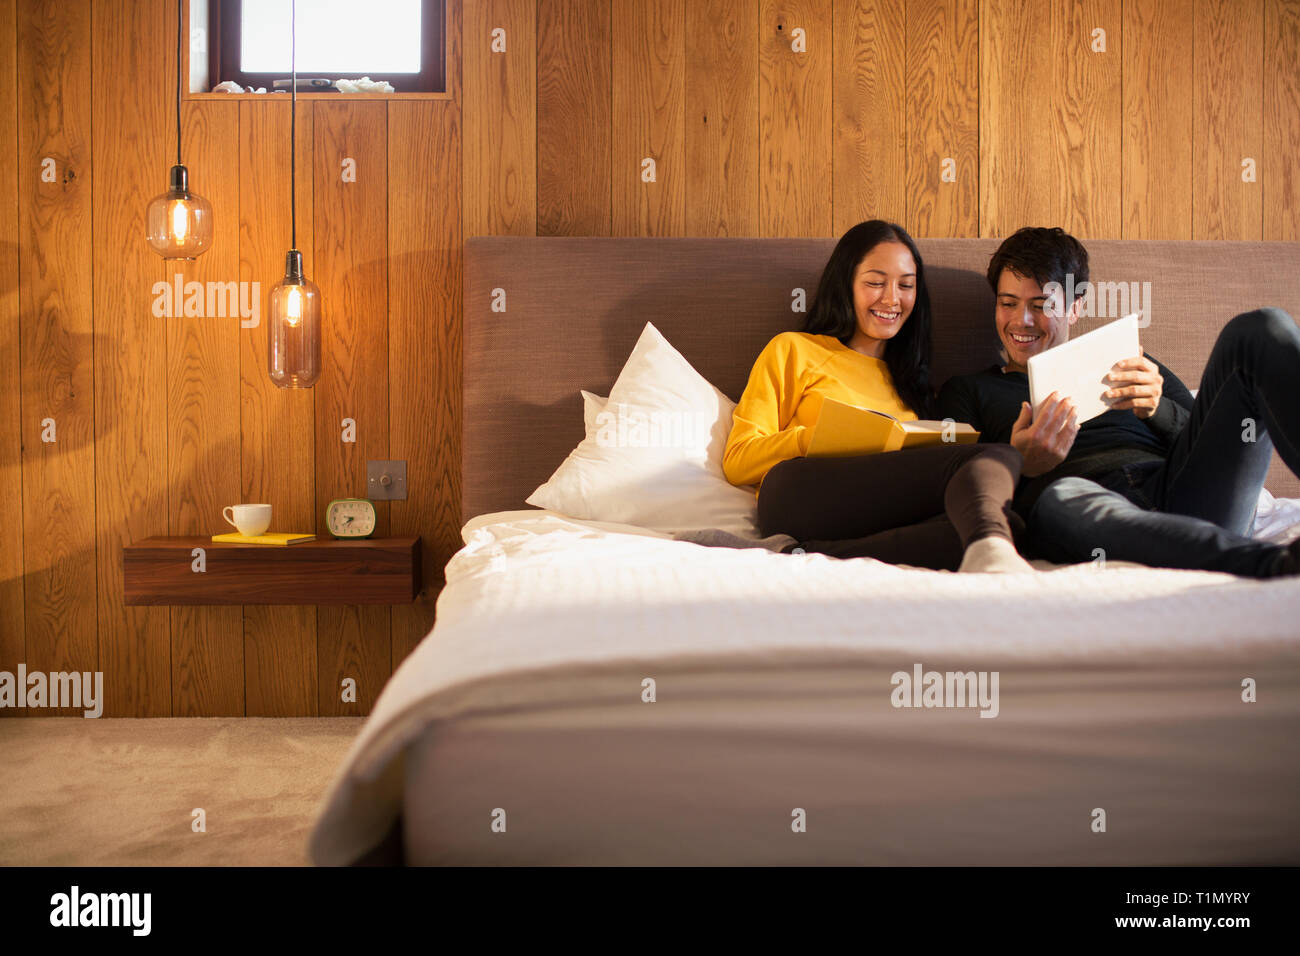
[463,237,1300,523]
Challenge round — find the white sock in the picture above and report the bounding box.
[958,535,1035,574]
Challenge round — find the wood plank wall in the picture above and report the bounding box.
[0,0,21,706]
[92,0,170,717]
[239,100,317,716]
[1,0,1297,716]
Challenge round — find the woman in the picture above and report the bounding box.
[722,220,1031,572]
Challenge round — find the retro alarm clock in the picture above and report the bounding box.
[325,498,376,539]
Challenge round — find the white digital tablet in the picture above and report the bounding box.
[1027,313,1141,423]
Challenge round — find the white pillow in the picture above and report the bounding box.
[527,323,760,536]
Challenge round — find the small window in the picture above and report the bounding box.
[207,0,446,94]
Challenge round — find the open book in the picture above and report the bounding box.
[806,397,979,457]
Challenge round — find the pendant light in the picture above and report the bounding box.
[146,0,214,259]
[268,0,321,389]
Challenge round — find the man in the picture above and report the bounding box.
[937,226,1300,578]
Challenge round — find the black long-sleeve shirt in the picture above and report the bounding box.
[937,355,1195,516]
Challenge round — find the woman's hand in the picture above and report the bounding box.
[1105,347,1163,419]
[1010,392,1079,477]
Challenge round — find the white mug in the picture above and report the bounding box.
[223,503,272,537]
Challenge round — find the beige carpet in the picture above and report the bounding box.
[0,717,363,866]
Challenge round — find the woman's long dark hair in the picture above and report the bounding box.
[800,220,934,417]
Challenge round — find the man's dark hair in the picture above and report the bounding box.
[986,227,1090,301]
[802,219,934,417]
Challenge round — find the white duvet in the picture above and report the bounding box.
[309,509,1300,865]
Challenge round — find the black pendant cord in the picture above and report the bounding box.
[290,0,297,250]
[175,0,182,166]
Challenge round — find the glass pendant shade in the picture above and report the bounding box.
[268,250,321,388]
[146,165,214,259]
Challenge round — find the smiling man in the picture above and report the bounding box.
[938,226,1300,578]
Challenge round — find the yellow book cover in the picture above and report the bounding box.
[211,532,317,546]
[807,397,979,458]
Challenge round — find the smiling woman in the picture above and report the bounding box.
[802,220,933,416]
[846,240,917,358]
[722,220,1033,573]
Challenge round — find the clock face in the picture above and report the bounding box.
[326,499,376,538]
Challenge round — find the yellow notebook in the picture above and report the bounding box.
[211,532,317,546]
[807,397,979,457]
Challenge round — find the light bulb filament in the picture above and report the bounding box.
[285,286,303,326]
[170,199,189,243]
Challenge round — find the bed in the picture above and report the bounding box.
[310,237,1300,866]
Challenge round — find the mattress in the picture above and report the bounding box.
[309,510,1300,866]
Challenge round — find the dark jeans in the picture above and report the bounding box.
[1029,309,1300,577]
[757,443,1023,571]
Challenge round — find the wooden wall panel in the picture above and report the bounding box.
[537,0,610,236]
[1053,0,1122,238]
[1122,0,1194,238]
[906,0,979,237]
[239,101,318,717]
[18,0,96,715]
[92,0,171,716]
[167,100,242,716]
[464,0,535,237]
[759,0,832,237]
[313,102,391,715]
[1193,0,1263,239]
[1264,0,1300,241]
[612,0,685,236]
[446,0,463,101]
[684,0,758,236]
[0,0,22,694]
[390,0,463,666]
[832,0,906,233]
[389,100,460,663]
[980,0,1049,236]
[982,0,1121,238]
[6,0,1299,716]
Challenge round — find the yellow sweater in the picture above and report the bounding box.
[723,331,917,490]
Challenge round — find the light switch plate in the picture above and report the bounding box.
[367,460,407,501]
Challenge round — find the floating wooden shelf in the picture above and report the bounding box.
[123,536,421,606]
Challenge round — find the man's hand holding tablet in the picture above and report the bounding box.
[1027,313,1143,422]
[1104,346,1165,419]
[1013,313,1150,476]
[1010,392,1079,477]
